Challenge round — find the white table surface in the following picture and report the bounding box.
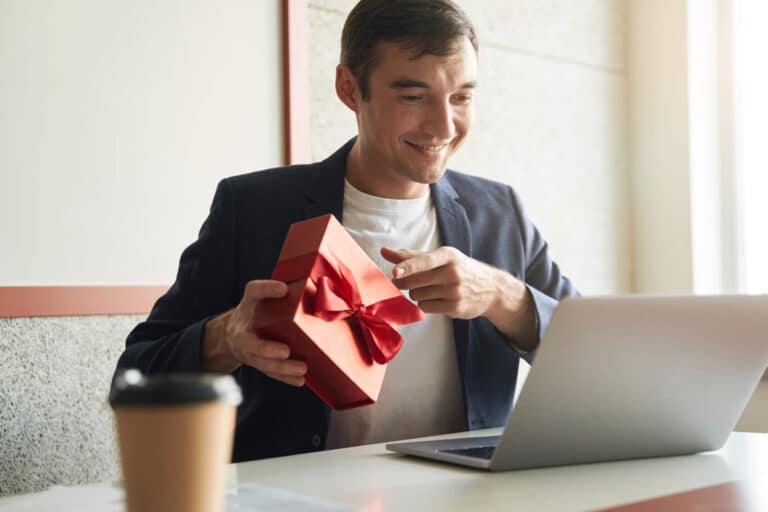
[235,429,768,511]
[3,430,768,511]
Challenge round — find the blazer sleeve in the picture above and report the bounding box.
[116,179,241,374]
[509,186,578,360]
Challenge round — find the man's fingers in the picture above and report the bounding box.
[262,371,306,387]
[251,338,291,360]
[236,332,308,386]
[249,356,308,377]
[393,262,461,291]
[390,247,459,279]
[380,247,421,265]
[393,266,443,290]
[416,299,460,316]
[234,331,290,359]
[408,284,461,302]
[243,280,288,303]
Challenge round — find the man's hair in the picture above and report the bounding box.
[340,0,478,100]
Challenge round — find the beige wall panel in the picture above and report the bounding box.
[0,0,282,285]
[309,0,358,17]
[310,0,626,70]
[309,3,358,159]
[451,50,629,294]
[464,0,626,71]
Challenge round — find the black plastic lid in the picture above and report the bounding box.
[109,369,242,407]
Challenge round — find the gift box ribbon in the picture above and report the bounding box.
[275,251,424,364]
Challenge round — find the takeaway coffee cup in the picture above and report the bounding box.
[110,369,242,512]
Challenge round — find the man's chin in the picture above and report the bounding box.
[396,156,450,185]
[409,168,447,185]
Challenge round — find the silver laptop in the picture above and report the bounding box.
[386,295,768,471]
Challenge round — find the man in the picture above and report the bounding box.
[117,0,576,462]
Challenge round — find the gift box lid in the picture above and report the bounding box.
[274,214,415,309]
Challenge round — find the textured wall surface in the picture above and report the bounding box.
[307,0,630,294]
[0,315,140,496]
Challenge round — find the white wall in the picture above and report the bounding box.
[0,0,283,285]
[307,0,630,294]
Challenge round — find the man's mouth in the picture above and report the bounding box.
[405,140,449,153]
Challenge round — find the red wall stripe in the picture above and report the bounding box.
[0,286,168,318]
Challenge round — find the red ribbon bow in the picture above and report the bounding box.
[312,257,421,364]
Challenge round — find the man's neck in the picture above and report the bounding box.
[345,140,429,199]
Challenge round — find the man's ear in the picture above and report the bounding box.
[335,64,359,112]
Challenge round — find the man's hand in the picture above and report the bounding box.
[381,246,538,351]
[202,280,308,386]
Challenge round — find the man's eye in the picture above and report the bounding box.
[453,95,473,104]
[401,95,423,102]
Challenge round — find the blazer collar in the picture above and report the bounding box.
[302,138,355,222]
[430,174,472,257]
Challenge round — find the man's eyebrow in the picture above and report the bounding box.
[389,79,430,89]
[388,79,478,89]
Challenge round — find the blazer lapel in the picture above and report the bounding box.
[430,175,473,405]
[302,139,355,222]
[431,176,472,256]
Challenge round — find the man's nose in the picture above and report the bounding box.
[423,101,456,141]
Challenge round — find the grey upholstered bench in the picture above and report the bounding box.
[0,315,140,496]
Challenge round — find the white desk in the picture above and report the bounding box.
[236,429,768,511]
[3,430,768,511]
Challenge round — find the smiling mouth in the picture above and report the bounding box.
[405,140,449,153]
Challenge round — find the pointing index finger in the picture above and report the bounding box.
[392,249,448,279]
[380,247,419,264]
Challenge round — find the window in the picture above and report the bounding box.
[688,0,767,294]
[734,0,768,293]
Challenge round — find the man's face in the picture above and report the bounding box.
[349,37,477,198]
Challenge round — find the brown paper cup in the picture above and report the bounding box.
[110,370,242,512]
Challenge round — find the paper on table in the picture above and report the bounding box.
[3,482,358,512]
[235,483,358,511]
[1,484,123,512]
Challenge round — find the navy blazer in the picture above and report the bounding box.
[117,139,576,462]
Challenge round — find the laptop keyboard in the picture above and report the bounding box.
[440,445,496,460]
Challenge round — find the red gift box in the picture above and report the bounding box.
[255,214,425,410]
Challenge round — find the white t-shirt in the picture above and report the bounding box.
[324,180,466,449]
